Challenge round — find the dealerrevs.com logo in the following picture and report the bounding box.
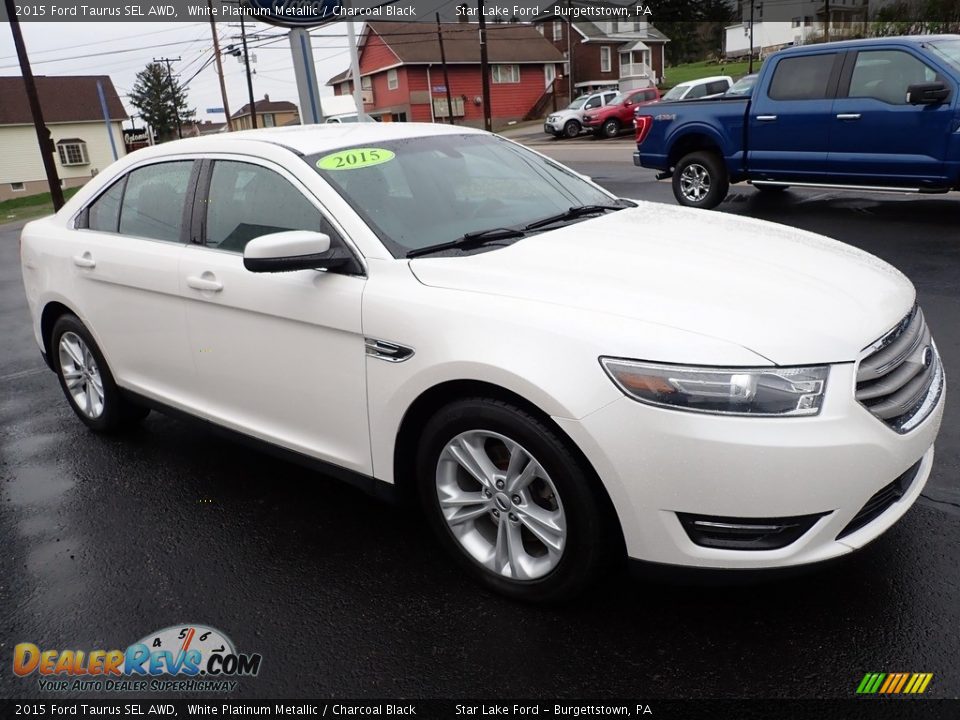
[13,625,262,693]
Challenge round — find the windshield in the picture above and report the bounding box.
[724,75,757,97]
[567,96,588,110]
[309,134,615,257]
[661,85,689,101]
[929,39,960,73]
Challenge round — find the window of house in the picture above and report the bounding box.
[387,69,399,90]
[117,161,194,243]
[57,140,89,167]
[205,160,338,254]
[536,24,544,36]
[768,54,837,100]
[792,17,801,27]
[491,64,520,84]
[361,76,372,90]
[10,182,25,192]
[553,21,562,41]
[262,113,276,128]
[600,47,612,73]
[847,50,938,105]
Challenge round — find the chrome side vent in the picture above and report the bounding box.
[364,338,415,363]
[855,306,943,433]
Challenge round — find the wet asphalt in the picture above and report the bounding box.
[1,155,958,702]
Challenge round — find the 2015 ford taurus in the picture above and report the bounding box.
[19,124,945,601]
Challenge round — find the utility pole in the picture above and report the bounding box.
[240,15,257,129]
[566,1,573,100]
[155,56,183,139]
[478,0,492,132]
[4,0,64,210]
[207,0,233,130]
[436,13,455,124]
[748,0,755,74]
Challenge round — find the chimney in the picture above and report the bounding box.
[457,4,468,22]
[264,93,270,102]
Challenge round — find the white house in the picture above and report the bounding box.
[724,0,870,58]
[0,75,127,201]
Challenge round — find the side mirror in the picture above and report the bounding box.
[243,230,342,273]
[906,81,950,105]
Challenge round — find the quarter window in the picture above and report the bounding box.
[87,178,126,233]
[768,54,836,100]
[492,64,521,84]
[118,161,193,243]
[847,50,938,105]
[57,140,89,166]
[204,160,338,253]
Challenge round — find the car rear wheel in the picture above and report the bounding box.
[51,314,149,433]
[562,120,581,138]
[602,119,621,138]
[672,151,729,209]
[416,397,614,602]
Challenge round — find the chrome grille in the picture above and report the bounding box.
[855,306,943,433]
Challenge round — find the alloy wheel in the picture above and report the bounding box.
[58,331,105,419]
[679,163,711,202]
[435,430,567,580]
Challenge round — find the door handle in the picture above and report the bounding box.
[756,115,778,121]
[72,252,96,269]
[836,113,862,120]
[186,275,223,292]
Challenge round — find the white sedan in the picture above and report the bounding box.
[19,123,944,601]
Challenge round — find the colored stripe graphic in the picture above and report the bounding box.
[857,672,932,694]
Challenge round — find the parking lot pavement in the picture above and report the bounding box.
[2,162,959,701]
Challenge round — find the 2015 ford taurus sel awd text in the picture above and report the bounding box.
[20,124,945,601]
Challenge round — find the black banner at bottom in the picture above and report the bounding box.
[2,700,960,720]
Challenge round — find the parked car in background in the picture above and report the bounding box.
[544,90,619,138]
[634,36,960,209]
[723,73,758,97]
[583,87,660,138]
[20,123,944,601]
[658,76,734,102]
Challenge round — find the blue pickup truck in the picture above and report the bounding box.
[634,35,960,209]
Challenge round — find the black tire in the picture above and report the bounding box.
[562,120,581,138]
[50,314,149,433]
[602,118,621,139]
[416,397,616,602]
[672,151,729,209]
[754,183,789,193]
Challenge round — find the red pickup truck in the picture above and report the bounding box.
[583,87,660,138]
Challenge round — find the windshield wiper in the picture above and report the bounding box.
[406,227,526,259]
[523,201,636,231]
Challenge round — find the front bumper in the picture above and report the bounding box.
[544,119,563,134]
[554,362,944,569]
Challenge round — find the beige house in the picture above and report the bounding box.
[230,95,299,130]
[0,75,127,201]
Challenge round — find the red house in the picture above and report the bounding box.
[327,21,566,128]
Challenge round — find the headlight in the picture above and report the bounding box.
[547,115,557,122]
[600,358,829,417]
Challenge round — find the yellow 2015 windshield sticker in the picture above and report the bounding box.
[316,148,395,171]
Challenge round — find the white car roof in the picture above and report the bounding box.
[130,122,487,160]
[675,75,733,89]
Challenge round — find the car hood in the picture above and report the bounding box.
[408,202,914,365]
[548,108,582,120]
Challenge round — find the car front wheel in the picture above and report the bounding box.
[417,397,614,602]
[672,151,729,209]
[562,120,581,138]
[51,314,149,433]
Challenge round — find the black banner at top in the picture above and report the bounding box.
[2,0,960,23]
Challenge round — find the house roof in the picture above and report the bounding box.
[574,21,670,43]
[327,22,565,85]
[231,94,298,120]
[0,75,128,125]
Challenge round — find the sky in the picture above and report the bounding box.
[0,20,373,125]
